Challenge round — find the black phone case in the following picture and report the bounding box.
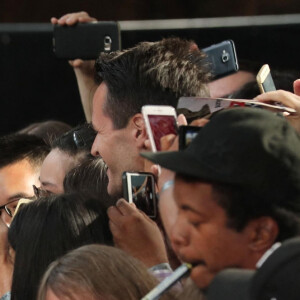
[203,40,239,80]
[53,22,121,60]
[179,125,201,150]
[122,172,130,202]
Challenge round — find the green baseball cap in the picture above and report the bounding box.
[141,108,300,204]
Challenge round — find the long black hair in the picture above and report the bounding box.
[8,192,113,300]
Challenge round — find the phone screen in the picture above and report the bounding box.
[148,115,177,151]
[129,174,156,218]
[179,126,201,150]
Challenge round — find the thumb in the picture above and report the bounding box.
[293,79,300,96]
[177,114,188,126]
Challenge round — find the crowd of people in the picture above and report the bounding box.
[1,10,300,300]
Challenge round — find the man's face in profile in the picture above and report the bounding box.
[91,82,144,198]
[0,159,39,226]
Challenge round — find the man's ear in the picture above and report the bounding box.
[247,217,279,253]
[131,113,147,148]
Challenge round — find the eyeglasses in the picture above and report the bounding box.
[0,198,21,218]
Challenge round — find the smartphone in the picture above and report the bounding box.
[142,105,178,152]
[179,126,201,150]
[202,40,239,80]
[122,172,157,218]
[256,64,276,93]
[53,22,121,60]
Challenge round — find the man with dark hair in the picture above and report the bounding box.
[0,134,49,298]
[91,38,210,197]
[142,107,300,289]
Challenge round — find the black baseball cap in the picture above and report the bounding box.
[141,107,300,205]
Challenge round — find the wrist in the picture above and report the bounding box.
[159,180,174,195]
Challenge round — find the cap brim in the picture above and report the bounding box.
[141,150,205,178]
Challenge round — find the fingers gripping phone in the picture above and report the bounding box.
[256,64,276,93]
[202,40,239,80]
[122,172,157,219]
[142,105,178,152]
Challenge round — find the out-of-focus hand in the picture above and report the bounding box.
[107,199,169,267]
[254,84,300,133]
[51,11,96,26]
[0,218,13,296]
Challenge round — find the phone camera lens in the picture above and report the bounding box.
[104,36,112,52]
[221,50,230,63]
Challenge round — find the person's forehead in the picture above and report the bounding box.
[40,149,74,183]
[0,159,38,204]
[174,178,224,215]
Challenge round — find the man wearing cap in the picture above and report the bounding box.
[142,107,300,289]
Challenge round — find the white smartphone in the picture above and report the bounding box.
[142,105,178,152]
[122,171,157,219]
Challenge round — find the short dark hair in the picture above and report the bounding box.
[8,192,113,300]
[95,37,211,129]
[178,175,300,243]
[51,123,96,156]
[0,133,50,170]
[63,157,114,207]
[18,120,72,146]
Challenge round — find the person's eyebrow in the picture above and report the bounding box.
[39,177,56,187]
[180,204,206,216]
[8,193,32,201]
[40,181,56,187]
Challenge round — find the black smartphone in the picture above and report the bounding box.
[179,126,202,150]
[256,64,276,93]
[202,40,239,80]
[53,22,121,60]
[122,172,157,219]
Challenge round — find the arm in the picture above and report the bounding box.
[51,12,98,122]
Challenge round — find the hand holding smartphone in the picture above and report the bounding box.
[142,105,178,152]
[122,172,157,218]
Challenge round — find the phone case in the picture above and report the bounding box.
[53,22,121,60]
[203,40,239,79]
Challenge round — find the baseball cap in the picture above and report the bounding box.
[141,107,300,205]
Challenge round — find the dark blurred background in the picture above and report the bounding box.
[0,0,300,135]
[1,0,300,21]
